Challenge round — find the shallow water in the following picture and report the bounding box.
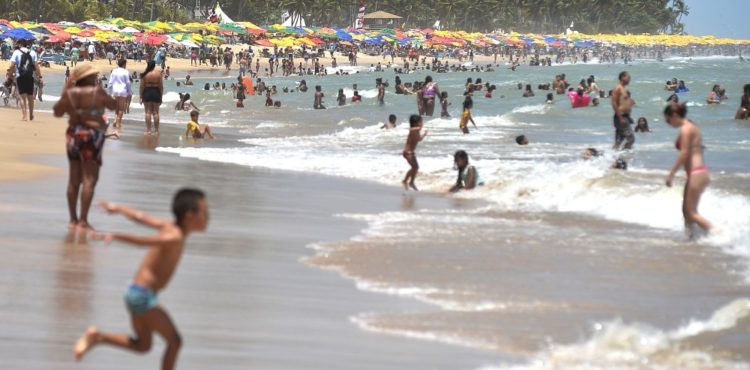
[35,57,750,368]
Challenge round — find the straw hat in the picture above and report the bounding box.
[71,63,99,82]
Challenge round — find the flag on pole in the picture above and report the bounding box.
[355,1,366,29]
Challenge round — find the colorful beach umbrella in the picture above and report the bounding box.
[2,28,35,40]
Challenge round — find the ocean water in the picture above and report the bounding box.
[38,58,750,369]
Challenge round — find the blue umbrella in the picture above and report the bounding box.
[2,28,36,40]
[30,27,51,35]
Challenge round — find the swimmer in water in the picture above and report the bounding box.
[664,102,712,235]
[402,114,428,191]
[449,150,482,192]
[735,84,750,120]
[635,117,651,133]
[381,114,397,130]
[516,135,529,145]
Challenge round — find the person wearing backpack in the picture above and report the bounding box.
[10,39,41,121]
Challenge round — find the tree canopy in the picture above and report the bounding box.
[3,0,689,35]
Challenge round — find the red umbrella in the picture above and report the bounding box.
[254,39,274,47]
[78,30,95,37]
[53,31,71,41]
[247,28,266,35]
[46,36,62,43]
[144,34,167,46]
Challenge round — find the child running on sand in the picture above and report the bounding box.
[74,189,209,370]
[402,114,428,191]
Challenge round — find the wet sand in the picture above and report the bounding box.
[0,123,507,369]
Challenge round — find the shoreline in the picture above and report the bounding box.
[0,123,507,369]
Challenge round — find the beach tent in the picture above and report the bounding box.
[211,3,235,24]
[281,12,306,28]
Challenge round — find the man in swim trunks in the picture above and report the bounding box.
[74,189,210,370]
[611,71,635,150]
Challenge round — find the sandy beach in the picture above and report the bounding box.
[0,109,65,181]
[0,97,506,369]
[1,49,749,370]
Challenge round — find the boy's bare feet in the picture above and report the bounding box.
[74,326,98,361]
[68,221,78,230]
[401,180,409,191]
[409,182,419,191]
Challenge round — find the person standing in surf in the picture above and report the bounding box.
[139,61,163,135]
[73,189,210,370]
[664,102,712,235]
[611,71,635,150]
[53,64,117,230]
[421,76,440,116]
[108,59,132,131]
[376,78,385,105]
[402,114,428,191]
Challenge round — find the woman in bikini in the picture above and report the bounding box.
[53,64,117,230]
[665,102,712,234]
[421,76,440,117]
[139,60,163,135]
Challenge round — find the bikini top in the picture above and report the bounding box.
[67,87,105,118]
[423,83,436,97]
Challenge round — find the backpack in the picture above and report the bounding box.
[18,51,34,78]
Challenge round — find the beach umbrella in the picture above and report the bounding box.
[29,26,51,35]
[65,26,83,34]
[120,26,140,33]
[2,28,35,40]
[52,31,71,41]
[254,39,274,47]
[144,34,167,45]
[219,22,247,34]
[181,40,199,48]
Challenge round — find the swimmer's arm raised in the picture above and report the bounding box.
[97,229,181,248]
[98,201,168,229]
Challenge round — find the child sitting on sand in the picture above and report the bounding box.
[185,110,215,139]
[402,114,428,191]
[74,189,210,370]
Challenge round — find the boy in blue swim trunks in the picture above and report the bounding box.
[74,188,209,370]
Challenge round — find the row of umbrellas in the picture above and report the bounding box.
[1,18,748,48]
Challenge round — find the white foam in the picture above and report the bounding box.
[342,87,379,99]
[481,299,750,370]
[511,104,549,115]
[155,115,750,279]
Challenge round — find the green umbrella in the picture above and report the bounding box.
[219,23,248,35]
